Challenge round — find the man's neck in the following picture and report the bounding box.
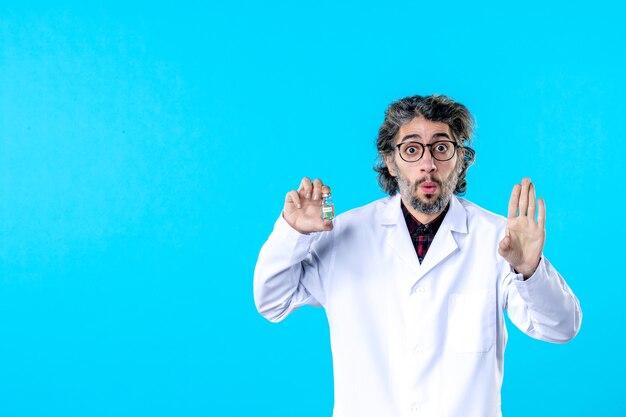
[401,197,445,225]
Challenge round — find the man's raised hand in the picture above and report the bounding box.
[283,177,333,234]
[498,177,546,279]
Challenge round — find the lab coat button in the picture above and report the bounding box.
[411,403,421,414]
[413,345,423,356]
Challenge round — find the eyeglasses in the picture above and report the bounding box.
[395,140,459,162]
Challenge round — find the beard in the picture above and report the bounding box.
[392,162,460,215]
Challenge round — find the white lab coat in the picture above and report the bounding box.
[254,194,582,417]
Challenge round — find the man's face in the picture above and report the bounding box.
[384,116,462,216]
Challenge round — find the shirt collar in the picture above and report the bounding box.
[401,199,449,236]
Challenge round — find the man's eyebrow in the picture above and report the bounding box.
[401,134,421,141]
[400,132,451,142]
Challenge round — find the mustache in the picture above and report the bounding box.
[413,177,442,190]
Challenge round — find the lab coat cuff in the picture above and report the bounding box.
[264,215,321,274]
[272,213,317,243]
[509,256,545,282]
[511,256,549,297]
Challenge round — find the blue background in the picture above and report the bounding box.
[1,1,623,416]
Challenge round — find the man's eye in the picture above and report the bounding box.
[434,144,449,152]
[406,146,419,154]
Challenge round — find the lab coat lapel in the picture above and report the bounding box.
[418,196,468,279]
[380,194,421,276]
[380,195,469,283]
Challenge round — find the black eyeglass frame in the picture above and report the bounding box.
[395,140,460,163]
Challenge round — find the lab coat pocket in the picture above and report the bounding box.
[448,289,496,353]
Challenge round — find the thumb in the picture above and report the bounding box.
[498,234,510,257]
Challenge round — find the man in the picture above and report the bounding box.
[253,94,582,417]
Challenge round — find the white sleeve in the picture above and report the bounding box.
[503,257,582,343]
[253,214,334,323]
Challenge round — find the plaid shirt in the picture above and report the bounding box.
[401,200,449,264]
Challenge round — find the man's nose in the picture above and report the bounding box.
[419,147,437,172]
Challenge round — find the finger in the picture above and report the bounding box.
[537,198,546,228]
[286,190,302,209]
[528,183,537,221]
[312,178,323,200]
[507,184,521,218]
[322,219,334,231]
[299,177,313,199]
[518,177,530,216]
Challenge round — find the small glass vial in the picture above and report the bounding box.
[321,185,335,220]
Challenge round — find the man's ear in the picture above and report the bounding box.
[456,148,465,175]
[384,155,397,177]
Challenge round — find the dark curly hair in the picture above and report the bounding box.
[374,94,476,196]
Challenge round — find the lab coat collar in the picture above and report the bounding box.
[380,193,467,234]
[381,193,468,285]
